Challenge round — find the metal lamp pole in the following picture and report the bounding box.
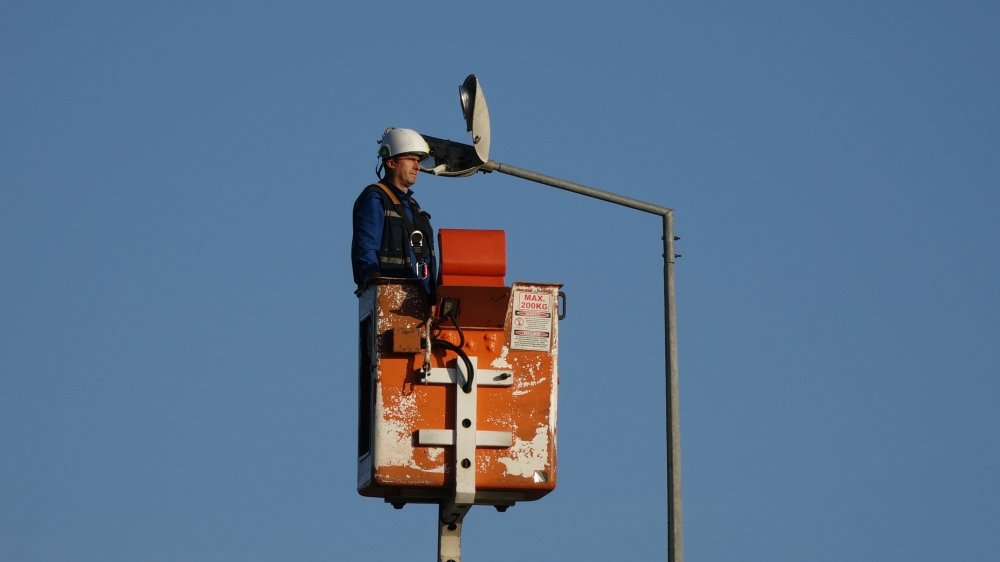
[479,161,684,562]
[421,75,683,562]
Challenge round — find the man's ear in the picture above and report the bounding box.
[382,158,396,171]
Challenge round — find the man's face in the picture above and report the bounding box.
[385,154,422,190]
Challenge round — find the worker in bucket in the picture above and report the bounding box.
[351,127,437,296]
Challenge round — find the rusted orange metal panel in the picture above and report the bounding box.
[437,229,506,287]
[357,278,561,506]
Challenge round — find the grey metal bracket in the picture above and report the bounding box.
[417,356,513,505]
[438,502,471,562]
[417,356,513,562]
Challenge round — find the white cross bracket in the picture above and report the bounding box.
[415,356,513,505]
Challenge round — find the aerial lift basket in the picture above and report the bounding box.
[357,229,561,512]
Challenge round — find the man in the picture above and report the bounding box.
[351,127,436,295]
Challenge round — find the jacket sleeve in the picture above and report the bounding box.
[352,190,384,285]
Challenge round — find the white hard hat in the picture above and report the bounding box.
[378,127,430,161]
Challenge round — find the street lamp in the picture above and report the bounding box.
[421,75,684,562]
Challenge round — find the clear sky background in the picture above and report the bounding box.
[3,1,998,561]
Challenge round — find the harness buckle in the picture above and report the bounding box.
[410,231,428,279]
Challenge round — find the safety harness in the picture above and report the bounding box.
[367,182,435,280]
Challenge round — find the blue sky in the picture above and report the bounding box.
[3,1,999,561]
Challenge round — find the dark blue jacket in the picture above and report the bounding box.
[351,182,436,294]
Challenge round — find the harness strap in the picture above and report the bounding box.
[371,183,430,271]
[374,182,402,206]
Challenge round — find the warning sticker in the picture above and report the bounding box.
[510,289,553,351]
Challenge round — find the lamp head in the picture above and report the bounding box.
[458,74,490,163]
[419,74,493,177]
